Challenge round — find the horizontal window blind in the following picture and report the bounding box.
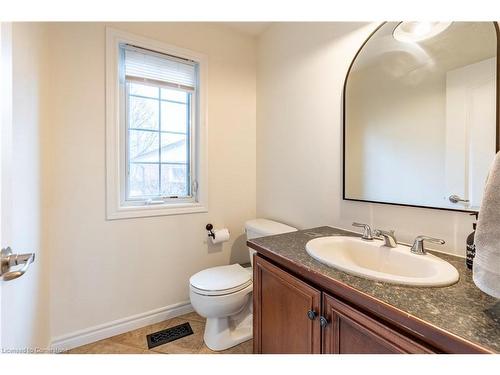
[122,44,197,90]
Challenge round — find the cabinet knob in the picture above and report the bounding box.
[307,310,317,320]
[320,316,329,327]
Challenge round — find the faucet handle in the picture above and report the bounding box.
[352,222,373,240]
[410,235,445,255]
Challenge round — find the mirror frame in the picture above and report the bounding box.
[342,22,500,213]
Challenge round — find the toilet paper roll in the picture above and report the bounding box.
[210,228,230,244]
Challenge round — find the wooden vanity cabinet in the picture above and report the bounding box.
[253,253,321,353]
[322,294,433,353]
[253,255,435,354]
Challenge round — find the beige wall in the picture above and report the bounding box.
[1,23,50,350]
[256,22,474,257]
[43,23,257,341]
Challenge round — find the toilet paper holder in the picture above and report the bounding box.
[206,223,216,239]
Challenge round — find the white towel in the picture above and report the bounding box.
[474,151,500,298]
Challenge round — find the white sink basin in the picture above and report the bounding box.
[305,236,459,287]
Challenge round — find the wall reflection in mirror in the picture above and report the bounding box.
[344,22,498,212]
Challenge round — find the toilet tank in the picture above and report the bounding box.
[245,219,297,267]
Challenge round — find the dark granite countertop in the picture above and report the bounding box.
[248,226,500,353]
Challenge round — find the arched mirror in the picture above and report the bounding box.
[343,22,499,212]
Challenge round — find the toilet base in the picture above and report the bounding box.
[203,303,253,351]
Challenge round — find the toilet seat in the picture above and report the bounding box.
[190,280,252,296]
[190,264,252,296]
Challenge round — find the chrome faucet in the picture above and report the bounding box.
[410,236,445,255]
[352,222,374,240]
[374,229,398,248]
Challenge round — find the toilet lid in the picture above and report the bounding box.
[190,264,252,293]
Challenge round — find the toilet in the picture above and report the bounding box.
[189,219,297,351]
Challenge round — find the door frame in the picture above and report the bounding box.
[0,21,13,350]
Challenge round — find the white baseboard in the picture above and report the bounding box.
[51,301,193,351]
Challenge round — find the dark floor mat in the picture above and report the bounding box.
[146,322,194,349]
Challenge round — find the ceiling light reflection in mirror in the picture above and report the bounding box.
[393,22,453,43]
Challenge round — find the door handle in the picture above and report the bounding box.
[449,194,470,204]
[1,247,35,281]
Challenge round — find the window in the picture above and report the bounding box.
[123,46,195,202]
[106,29,207,219]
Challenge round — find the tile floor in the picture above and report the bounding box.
[65,312,253,354]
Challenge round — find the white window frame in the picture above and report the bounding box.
[106,28,208,220]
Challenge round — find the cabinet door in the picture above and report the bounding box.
[254,255,321,354]
[322,293,434,354]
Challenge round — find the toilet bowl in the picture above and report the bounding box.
[189,219,297,351]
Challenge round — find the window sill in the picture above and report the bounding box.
[106,202,208,220]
